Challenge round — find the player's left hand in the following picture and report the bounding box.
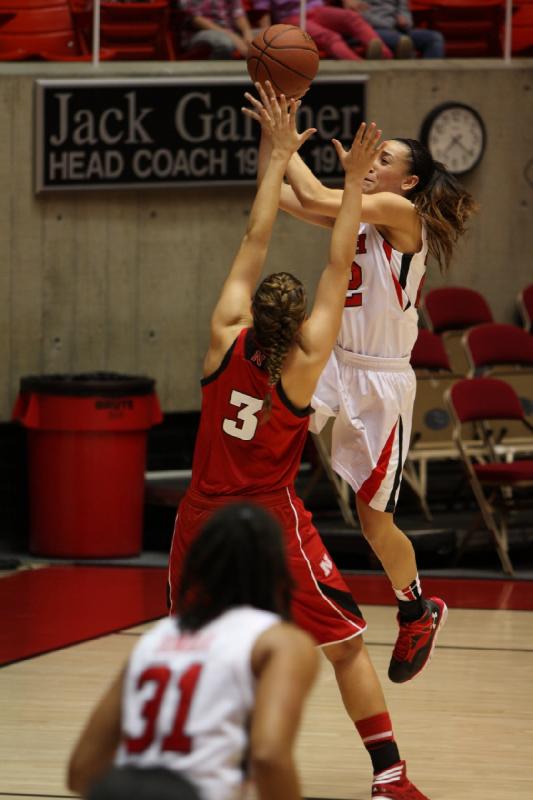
[242,81,316,153]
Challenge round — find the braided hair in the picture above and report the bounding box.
[251,272,307,421]
[394,138,479,272]
[176,503,293,631]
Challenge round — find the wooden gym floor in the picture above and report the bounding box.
[1,574,532,800]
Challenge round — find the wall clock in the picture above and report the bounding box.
[420,102,486,175]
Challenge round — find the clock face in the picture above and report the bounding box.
[421,103,485,175]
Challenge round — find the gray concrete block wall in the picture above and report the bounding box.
[1,60,532,418]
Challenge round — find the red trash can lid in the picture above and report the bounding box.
[19,372,156,397]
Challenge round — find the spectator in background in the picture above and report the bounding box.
[362,0,445,58]
[178,0,255,58]
[250,0,394,60]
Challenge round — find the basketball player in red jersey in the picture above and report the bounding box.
[169,89,434,800]
[247,82,478,693]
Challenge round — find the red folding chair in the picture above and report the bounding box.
[447,377,533,574]
[462,322,533,460]
[421,286,493,375]
[518,284,533,333]
[463,323,533,374]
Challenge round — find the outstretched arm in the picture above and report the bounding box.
[208,93,316,346]
[248,85,336,229]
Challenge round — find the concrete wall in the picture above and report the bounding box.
[1,60,532,419]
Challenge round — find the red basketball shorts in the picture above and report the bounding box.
[168,485,366,646]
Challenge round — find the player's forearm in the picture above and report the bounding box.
[257,129,273,184]
[329,176,363,270]
[246,151,289,244]
[286,151,329,206]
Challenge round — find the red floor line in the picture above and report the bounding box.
[343,573,533,611]
[1,567,532,666]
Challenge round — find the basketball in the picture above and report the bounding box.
[247,24,319,99]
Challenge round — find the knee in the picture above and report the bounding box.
[324,636,363,667]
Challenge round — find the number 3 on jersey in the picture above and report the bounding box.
[223,390,263,441]
[345,262,363,308]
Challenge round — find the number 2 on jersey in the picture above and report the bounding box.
[125,663,203,755]
[345,262,363,307]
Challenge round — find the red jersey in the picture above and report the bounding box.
[190,328,311,496]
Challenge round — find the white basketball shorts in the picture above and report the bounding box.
[311,346,416,513]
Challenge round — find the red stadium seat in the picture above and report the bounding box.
[518,284,533,332]
[0,5,80,57]
[511,0,533,55]
[461,322,533,461]
[0,1,115,59]
[463,323,533,373]
[422,286,494,333]
[72,1,175,61]
[447,377,533,574]
[410,329,452,372]
[411,0,505,57]
[421,286,494,375]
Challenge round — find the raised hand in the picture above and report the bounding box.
[242,81,316,155]
[332,122,384,180]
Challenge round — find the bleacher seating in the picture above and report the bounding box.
[0,1,81,60]
[70,1,176,60]
[411,0,533,56]
[0,0,529,61]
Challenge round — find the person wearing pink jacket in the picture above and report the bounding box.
[250,0,393,59]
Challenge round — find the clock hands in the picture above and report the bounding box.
[445,134,474,159]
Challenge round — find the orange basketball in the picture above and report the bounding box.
[247,24,319,99]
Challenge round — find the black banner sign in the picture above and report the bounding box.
[35,76,366,192]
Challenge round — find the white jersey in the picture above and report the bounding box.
[115,607,279,800]
[340,221,427,359]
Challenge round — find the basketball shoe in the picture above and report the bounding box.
[372,761,430,799]
[388,597,447,683]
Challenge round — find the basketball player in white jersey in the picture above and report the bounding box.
[67,503,318,800]
[246,82,478,688]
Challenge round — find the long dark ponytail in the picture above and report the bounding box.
[395,138,479,272]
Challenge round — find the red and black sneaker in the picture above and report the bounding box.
[372,761,430,799]
[388,597,447,683]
